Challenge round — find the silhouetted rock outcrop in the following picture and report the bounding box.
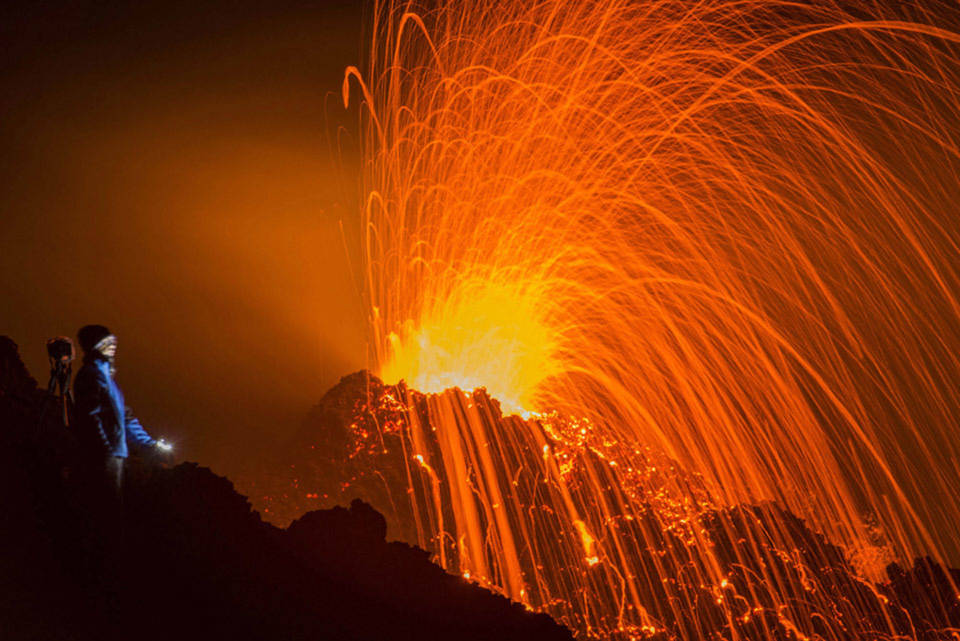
[0,337,572,641]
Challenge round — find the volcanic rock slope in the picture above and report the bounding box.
[0,336,572,641]
[260,370,960,641]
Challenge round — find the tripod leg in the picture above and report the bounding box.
[36,370,61,439]
[56,374,71,427]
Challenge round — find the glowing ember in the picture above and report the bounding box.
[332,0,960,638]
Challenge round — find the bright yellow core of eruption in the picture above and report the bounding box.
[380,284,558,414]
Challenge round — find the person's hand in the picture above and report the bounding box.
[153,439,175,464]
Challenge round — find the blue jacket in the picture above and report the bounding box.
[74,355,156,458]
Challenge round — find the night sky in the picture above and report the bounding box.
[1,1,369,474]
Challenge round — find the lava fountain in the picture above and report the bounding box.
[337,0,960,638]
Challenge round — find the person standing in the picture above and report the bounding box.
[71,324,172,627]
[73,324,171,502]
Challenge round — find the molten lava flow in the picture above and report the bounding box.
[337,0,960,638]
[282,377,960,640]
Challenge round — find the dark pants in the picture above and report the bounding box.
[75,454,126,613]
[79,454,124,525]
[102,455,124,509]
[93,455,124,548]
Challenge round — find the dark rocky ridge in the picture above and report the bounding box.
[0,336,572,641]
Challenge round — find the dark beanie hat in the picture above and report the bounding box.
[78,324,112,353]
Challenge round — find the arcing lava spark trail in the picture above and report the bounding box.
[339,1,960,638]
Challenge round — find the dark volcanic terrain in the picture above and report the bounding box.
[0,337,571,641]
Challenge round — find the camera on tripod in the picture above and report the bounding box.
[47,337,75,371]
[41,336,76,428]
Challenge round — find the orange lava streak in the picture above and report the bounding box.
[344,0,960,637]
